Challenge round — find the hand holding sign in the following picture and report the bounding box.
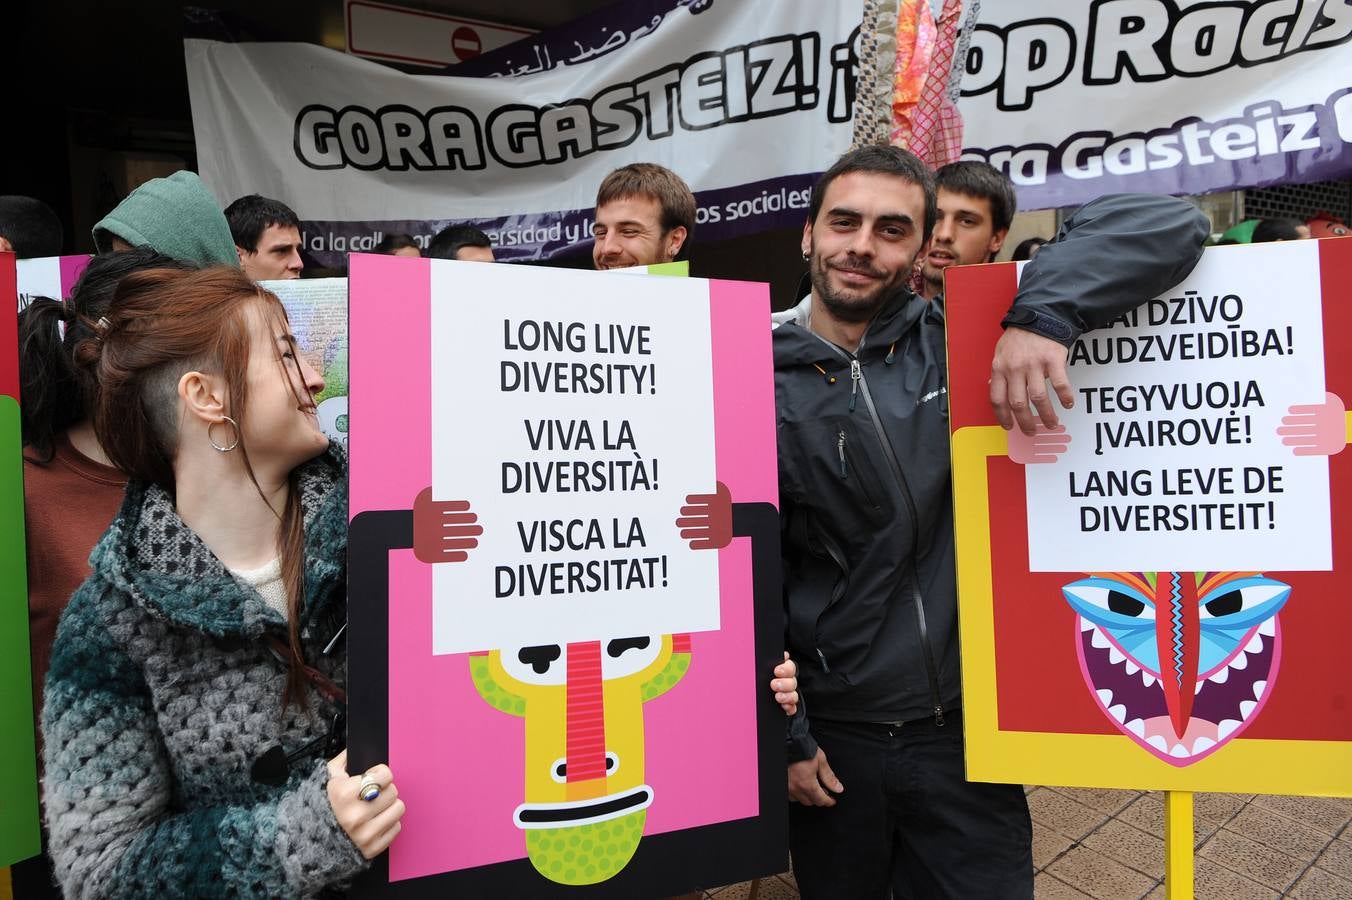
[676,481,733,550]
[413,487,484,563]
[1278,392,1347,457]
[990,327,1075,435]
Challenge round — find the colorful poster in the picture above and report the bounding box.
[263,277,349,447]
[14,255,91,310]
[956,1,1352,210]
[345,254,785,896]
[0,252,41,866]
[184,0,861,267]
[946,238,1352,794]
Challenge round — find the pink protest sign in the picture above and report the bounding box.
[346,254,784,897]
[15,254,90,309]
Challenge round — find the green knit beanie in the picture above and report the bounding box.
[92,171,239,267]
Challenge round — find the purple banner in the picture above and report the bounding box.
[298,173,818,268]
[965,87,1352,212]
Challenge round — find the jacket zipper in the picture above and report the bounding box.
[837,430,848,477]
[815,336,946,726]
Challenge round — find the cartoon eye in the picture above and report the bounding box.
[1062,578,1157,629]
[500,644,567,686]
[1198,576,1290,627]
[601,635,662,679]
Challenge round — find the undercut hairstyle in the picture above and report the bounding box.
[808,145,938,243]
[374,233,421,255]
[935,161,1018,234]
[595,163,696,238]
[74,266,315,708]
[426,224,492,260]
[223,194,301,252]
[18,248,196,462]
[1251,217,1306,243]
[0,195,64,258]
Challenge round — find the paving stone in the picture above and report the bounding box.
[1050,786,1142,815]
[776,871,797,891]
[706,882,754,900]
[1315,838,1352,881]
[1225,803,1329,861]
[1193,858,1280,900]
[1194,792,1249,826]
[1033,872,1095,899]
[749,876,799,899]
[1045,845,1156,899]
[1141,884,1166,899]
[1198,828,1305,892]
[1289,866,1352,899]
[1081,818,1165,880]
[1029,786,1111,841]
[1117,794,1165,837]
[1033,820,1076,870]
[1115,793,1213,846]
[1250,795,1352,833]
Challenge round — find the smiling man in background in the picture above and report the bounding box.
[591,163,694,270]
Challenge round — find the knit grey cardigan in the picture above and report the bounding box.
[42,447,365,898]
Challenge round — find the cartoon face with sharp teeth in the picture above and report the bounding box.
[1062,571,1290,765]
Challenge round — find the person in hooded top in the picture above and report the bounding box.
[92,170,239,268]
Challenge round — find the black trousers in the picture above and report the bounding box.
[788,711,1032,900]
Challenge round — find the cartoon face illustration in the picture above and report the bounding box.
[469,634,691,885]
[1063,572,1289,765]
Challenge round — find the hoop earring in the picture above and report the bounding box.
[208,416,241,452]
[802,251,810,262]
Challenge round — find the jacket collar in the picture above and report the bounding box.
[772,289,928,368]
[90,445,348,637]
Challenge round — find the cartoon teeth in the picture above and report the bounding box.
[1217,719,1241,740]
[1259,617,1276,637]
[1194,634,1268,694]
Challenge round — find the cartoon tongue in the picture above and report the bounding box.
[1154,572,1200,740]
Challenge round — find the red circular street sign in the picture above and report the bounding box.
[452,26,482,61]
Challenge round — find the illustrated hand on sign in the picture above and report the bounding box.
[675,481,733,550]
[1277,392,1348,456]
[412,487,483,563]
[1007,422,1072,465]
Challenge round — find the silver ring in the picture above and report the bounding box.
[358,774,381,802]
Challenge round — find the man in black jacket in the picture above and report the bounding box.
[774,145,1209,898]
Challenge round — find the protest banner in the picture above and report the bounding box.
[956,0,1352,210]
[14,255,90,310]
[345,255,783,896]
[262,277,350,446]
[184,0,861,267]
[946,238,1352,793]
[0,252,41,867]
